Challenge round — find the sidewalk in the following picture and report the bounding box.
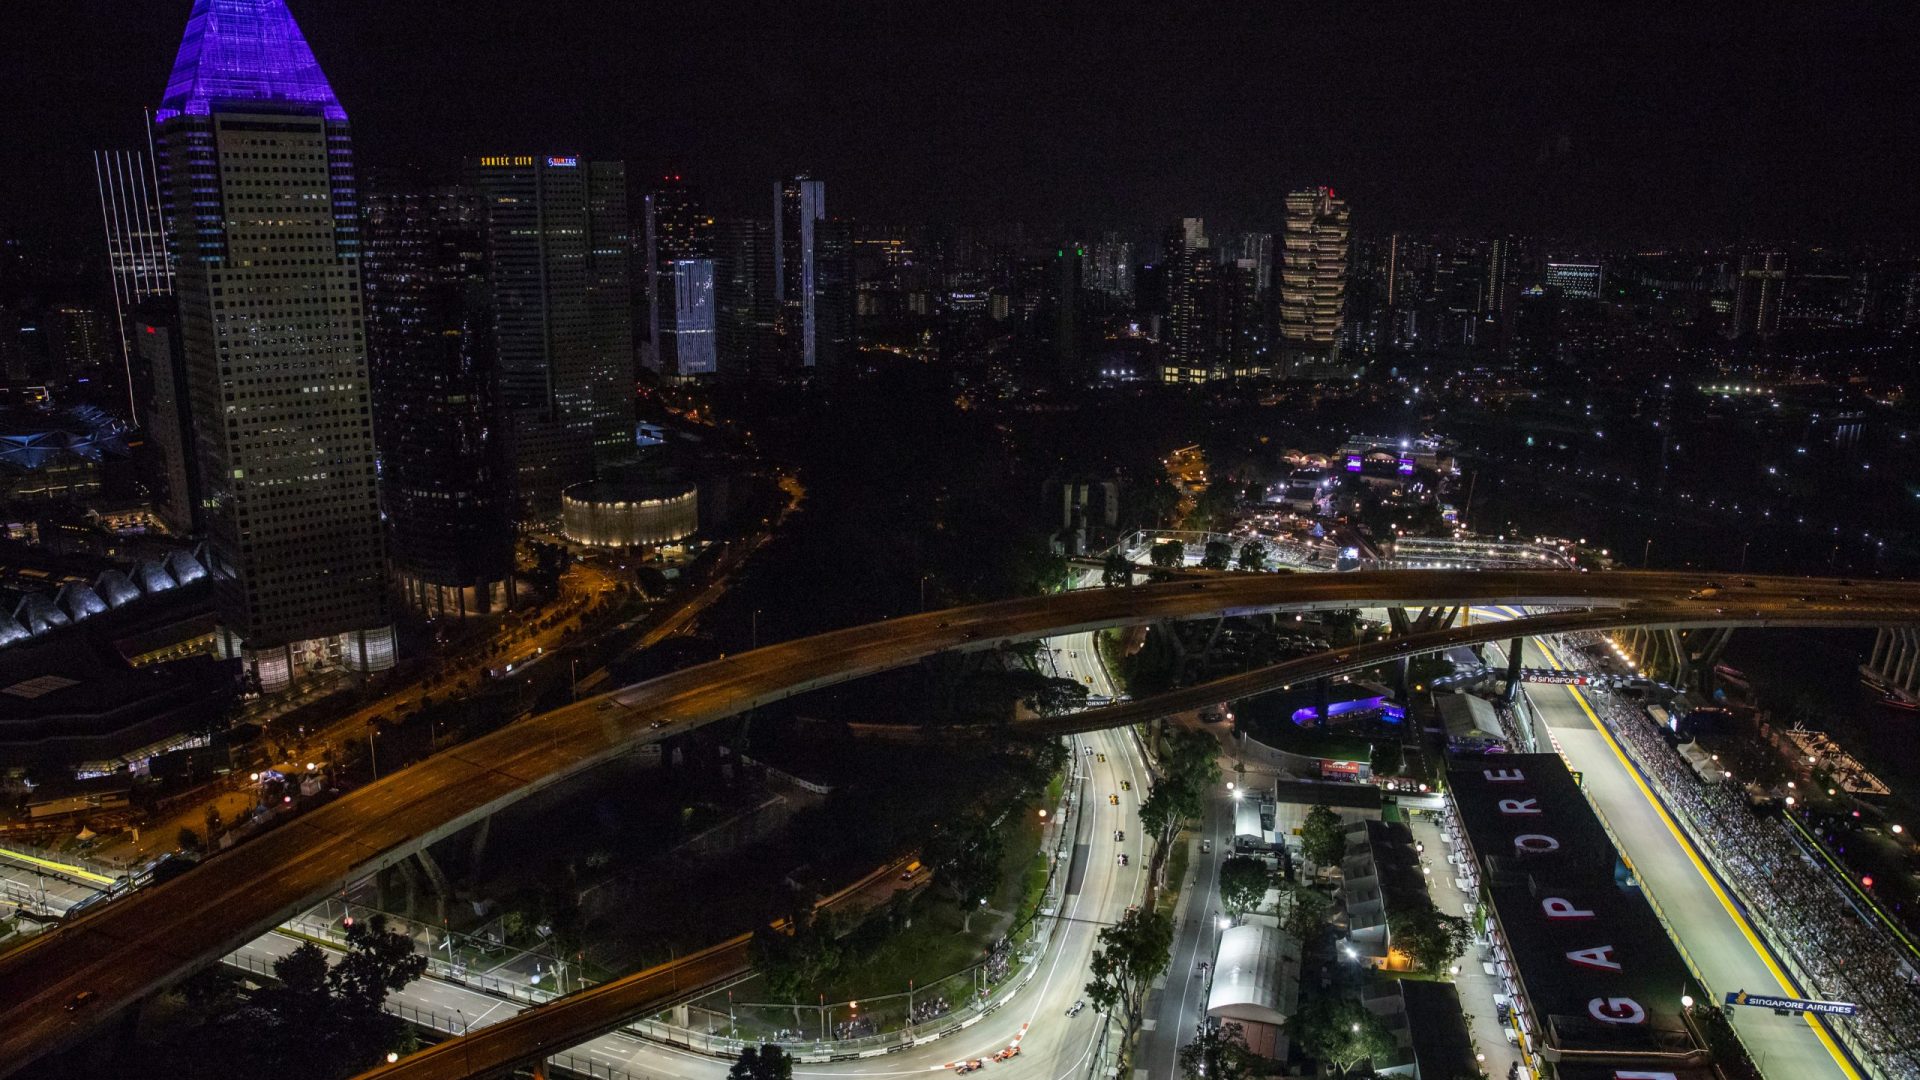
[1407,812,1521,1079]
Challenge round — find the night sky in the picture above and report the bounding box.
[6,2,1918,247]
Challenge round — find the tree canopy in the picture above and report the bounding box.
[1298,804,1347,870]
[1139,727,1224,880]
[730,1043,794,1080]
[927,814,1007,930]
[1236,540,1268,572]
[1388,902,1473,975]
[750,907,847,1002]
[1149,540,1186,568]
[1295,997,1396,1076]
[1217,856,1273,919]
[1178,1020,1260,1080]
[1200,540,1233,571]
[154,914,427,1080]
[1084,906,1174,1030]
[1282,883,1332,944]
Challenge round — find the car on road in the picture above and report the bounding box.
[1109,794,1119,805]
[1120,780,1131,791]
[1114,829,1125,842]
[1066,999,1086,1017]
[1200,839,1213,854]
[1096,753,1106,762]
[1116,853,1128,866]
[994,1047,1021,1061]
[954,1060,984,1075]
[64,991,96,1012]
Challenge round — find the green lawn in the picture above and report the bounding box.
[818,789,1052,1002]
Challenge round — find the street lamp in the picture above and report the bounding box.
[1680,994,1695,1009]
[386,1052,399,1064]
[1217,916,1232,931]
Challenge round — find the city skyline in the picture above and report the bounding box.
[7,5,1920,247]
[6,4,1920,1080]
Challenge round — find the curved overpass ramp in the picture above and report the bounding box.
[3,571,1919,1075]
[349,597,1918,1080]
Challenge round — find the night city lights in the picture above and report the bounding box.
[1,5,1918,1080]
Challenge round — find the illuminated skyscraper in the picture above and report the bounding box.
[642,176,716,379]
[813,217,857,373]
[1729,251,1787,341]
[715,218,778,378]
[1482,236,1510,315]
[1084,233,1135,302]
[1162,218,1216,383]
[774,175,825,369]
[466,154,634,514]
[363,178,516,617]
[1544,261,1604,299]
[1278,187,1351,374]
[153,0,392,690]
[93,147,173,419]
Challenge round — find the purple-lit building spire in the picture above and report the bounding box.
[155,0,345,122]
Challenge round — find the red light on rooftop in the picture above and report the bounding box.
[1862,875,1874,888]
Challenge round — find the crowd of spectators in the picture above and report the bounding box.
[910,995,952,1024]
[833,1016,878,1040]
[1565,637,1920,1078]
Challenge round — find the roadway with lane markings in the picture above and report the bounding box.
[1470,616,1860,1080]
[9,570,1920,1076]
[359,724,1152,1080]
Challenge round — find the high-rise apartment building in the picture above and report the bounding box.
[1278,187,1351,375]
[1163,218,1216,382]
[466,154,634,515]
[153,0,392,690]
[93,148,174,420]
[642,175,716,379]
[774,175,826,369]
[1544,261,1604,299]
[1729,251,1787,341]
[1221,259,1268,378]
[1083,233,1135,302]
[1235,232,1274,294]
[362,178,516,618]
[1482,236,1511,315]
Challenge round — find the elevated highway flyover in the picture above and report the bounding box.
[5,570,1920,1076]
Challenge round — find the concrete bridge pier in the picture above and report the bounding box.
[416,849,451,924]
[1864,627,1920,702]
[1504,637,1524,703]
[1617,626,1733,692]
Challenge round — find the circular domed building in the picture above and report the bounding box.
[560,477,699,548]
